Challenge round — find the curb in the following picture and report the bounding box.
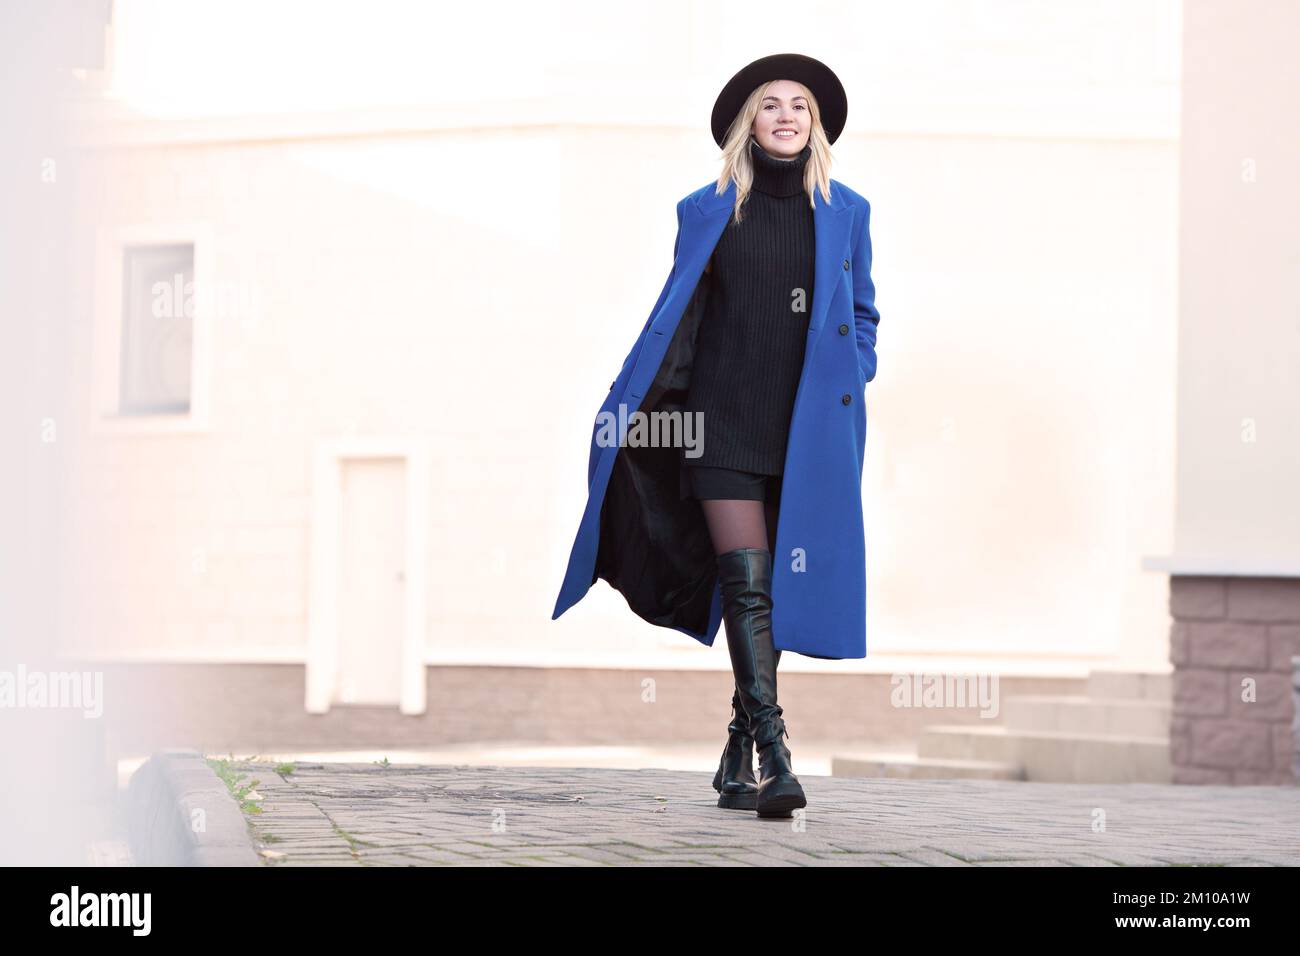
[125,749,261,866]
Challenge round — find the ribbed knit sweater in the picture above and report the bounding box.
[683,138,816,475]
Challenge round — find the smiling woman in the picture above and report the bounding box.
[555,53,879,820]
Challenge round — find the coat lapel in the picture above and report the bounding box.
[681,176,853,363]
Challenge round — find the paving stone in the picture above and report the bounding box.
[215,761,1300,867]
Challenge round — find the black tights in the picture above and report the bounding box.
[699,496,780,557]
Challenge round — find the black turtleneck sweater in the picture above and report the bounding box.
[682,138,816,476]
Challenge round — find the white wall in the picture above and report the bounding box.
[67,0,1183,674]
[1154,0,1300,574]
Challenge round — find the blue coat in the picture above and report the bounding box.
[552,176,881,659]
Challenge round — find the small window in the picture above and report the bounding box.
[119,243,194,415]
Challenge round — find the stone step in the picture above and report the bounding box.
[917,724,1172,783]
[1003,694,1171,738]
[1086,669,1172,703]
[831,752,1025,780]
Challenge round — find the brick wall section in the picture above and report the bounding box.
[1169,576,1300,784]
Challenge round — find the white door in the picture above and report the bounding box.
[335,456,406,706]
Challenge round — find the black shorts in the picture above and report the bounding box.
[679,460,784,503]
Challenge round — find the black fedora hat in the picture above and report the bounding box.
[710,52,848,147]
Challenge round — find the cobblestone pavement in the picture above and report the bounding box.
[225,760,1300,866]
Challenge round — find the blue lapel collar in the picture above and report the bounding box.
[681,176,853,356]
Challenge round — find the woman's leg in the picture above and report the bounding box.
[701,483,780,661]
[699,498,768,554]
[697,493,777,557]
[701,478,802,813]
[712,537,804,815]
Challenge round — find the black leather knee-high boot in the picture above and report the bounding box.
[711,687,758,809]
[716,547,806,818]
[712,648,782,808]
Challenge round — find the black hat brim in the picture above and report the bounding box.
[710,52,848,147]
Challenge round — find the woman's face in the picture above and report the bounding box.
[751,80,811,158]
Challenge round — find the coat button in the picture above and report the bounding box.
[841,393,852,405]
[842,258,850,270]
[838,323,849,335]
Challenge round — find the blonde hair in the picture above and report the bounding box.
[713,79,833,224]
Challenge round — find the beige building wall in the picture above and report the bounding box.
[66,2,1183,687]
[1149,0,1300,786]
[1145,0,1300,574]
